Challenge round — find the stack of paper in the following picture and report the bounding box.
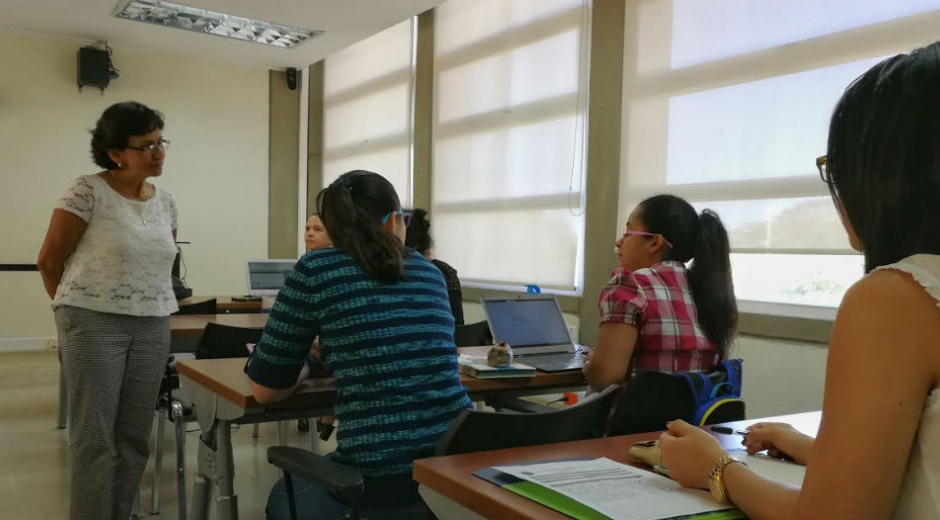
[491,458,741,520]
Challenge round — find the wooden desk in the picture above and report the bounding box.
[178,295,263,313]
[177,353,585,411]
[169,313,269,338]
[176,348,586,520]
[413,411,821,520]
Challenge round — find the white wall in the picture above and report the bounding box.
[0,32,269,343]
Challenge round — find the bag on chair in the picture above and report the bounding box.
[607,359,744,435]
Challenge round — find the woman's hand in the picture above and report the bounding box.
[744,423,814,465]
[659,420,728,490]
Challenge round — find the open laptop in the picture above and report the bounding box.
[245,259,297,296]
[481,296,586,372]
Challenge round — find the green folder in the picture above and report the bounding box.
[474,461,746,520]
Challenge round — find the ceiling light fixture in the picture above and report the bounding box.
[114,0,322,49]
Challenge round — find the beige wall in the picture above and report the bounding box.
[0,32,269,341]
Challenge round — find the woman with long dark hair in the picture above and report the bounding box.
[659,42,940,519]
[247,170,471,518]
[405,208,464,326]
[583,194,737,391]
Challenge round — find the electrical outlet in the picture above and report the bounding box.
[44,338,57,349]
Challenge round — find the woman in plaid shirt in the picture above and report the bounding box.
[583,194,737,391]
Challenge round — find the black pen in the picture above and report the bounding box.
[711,425,749,436]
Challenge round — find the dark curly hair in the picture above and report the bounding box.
[404,208,433,255]
[90,102,164,169]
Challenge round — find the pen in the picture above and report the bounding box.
[710,425,749,436]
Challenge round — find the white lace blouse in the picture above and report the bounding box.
[52,174,180,317]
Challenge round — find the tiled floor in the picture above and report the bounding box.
[0,350,336,520]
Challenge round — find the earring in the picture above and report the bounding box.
[117,163,124,169]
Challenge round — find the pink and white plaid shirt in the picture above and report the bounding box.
[598,261,719,373]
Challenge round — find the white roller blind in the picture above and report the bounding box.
[620,0,940,308]
[323,19,415,205]
[432,0,589,290]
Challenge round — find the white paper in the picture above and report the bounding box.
[730,451,806,487]
[494,458,726,520]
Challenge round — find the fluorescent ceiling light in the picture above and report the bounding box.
[114,0,322,49]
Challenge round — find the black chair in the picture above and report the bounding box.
[607,361,746,436]
[454,320,492,347]
[266,385,620,520]
[151,323,263,517]
[173,298,218,315]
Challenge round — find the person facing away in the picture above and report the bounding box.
[583,194,737,392]
[247,170,472,518]
[37,101,176,520]
[405,208,465,326]
[659,41,940,520]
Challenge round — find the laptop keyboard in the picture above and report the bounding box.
[518,352,584,371]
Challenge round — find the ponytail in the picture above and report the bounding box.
[687,210,738,359]
[317,170,405,283]
[638,195,738,359]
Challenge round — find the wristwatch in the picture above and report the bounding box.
[708,455,746,504]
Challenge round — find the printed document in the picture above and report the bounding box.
[494,458,725,520]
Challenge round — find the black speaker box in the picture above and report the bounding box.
[78,47,111,90]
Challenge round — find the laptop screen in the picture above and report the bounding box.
[246,260,296,296]
[482,298,572,350]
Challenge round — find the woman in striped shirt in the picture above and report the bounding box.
[247,170,472,518]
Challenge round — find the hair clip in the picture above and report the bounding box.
[337,177,353,192]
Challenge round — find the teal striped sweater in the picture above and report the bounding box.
[247,248,471,477]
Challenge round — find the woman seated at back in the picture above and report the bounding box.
[246,170,472,518]
[584,194,737,391]
[405,208,464,325]
[659,41,940,520]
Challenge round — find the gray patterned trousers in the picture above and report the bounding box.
[55,305,170,520]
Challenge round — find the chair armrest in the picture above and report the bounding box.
[484,395,557,414]
[267,447,363,504]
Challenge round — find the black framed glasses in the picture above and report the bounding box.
[816,155,828,183]
[127,138,170,153]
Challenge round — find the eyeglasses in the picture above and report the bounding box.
[622,229,673,249]
[816,155,828,184]
[381,209,411,226]
[127,138,171,153]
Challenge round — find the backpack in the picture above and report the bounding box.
[678,358,744,426]
[607,359,745,436]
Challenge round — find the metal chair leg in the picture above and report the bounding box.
[172,401,188,520]
[309,418,318,452]
[132,487,142,519]
[277,421,287,446]
[252,423,260,438]
[151,410,166,514]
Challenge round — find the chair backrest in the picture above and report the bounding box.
[454,320,493,347]
[195,322,264,360]
[174,298,218,315]
[607,360,746,435]
[434,385,619,456]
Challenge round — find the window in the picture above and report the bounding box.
[323,19,415,205]
[432,0,589,291]
[620,0,939,310]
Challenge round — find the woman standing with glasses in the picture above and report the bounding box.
[37,101,178,520]
[660,42,940,519]
[583,194,738,392]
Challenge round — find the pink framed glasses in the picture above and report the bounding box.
[622,229,673,249]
